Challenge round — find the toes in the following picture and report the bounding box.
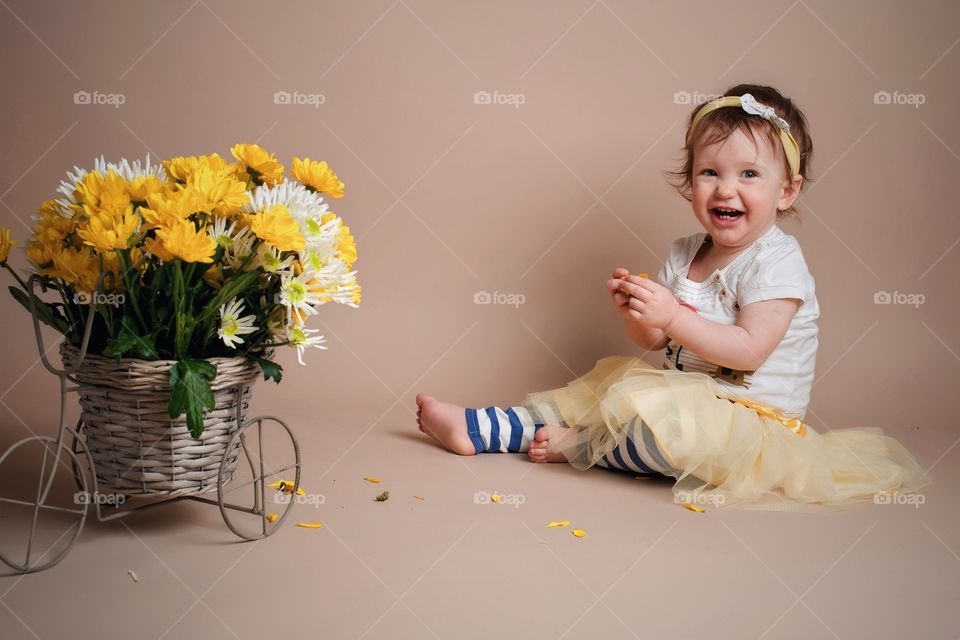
[534,428,551,443]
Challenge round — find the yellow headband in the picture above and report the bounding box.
[687,93,801,177]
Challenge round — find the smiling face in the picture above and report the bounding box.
[691,125,802,253]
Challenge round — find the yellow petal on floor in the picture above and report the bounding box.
[682,503,705,513]
[265,513,279,523]
[637,273,648,278]
[546,521,570,528]
[363,476,382,483]
[572,529,587,538]
[491,493,503,503]
[296,522,324,528]
[268,479,304,495]
[413,495,425,500]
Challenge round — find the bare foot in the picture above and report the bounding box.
[528,425,574,463]
[416,394,477,456]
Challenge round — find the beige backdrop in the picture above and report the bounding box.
[1,0,957,465]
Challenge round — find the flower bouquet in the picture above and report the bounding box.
[1,144,360,438]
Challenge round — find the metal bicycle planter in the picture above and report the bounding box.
[0,274,301,573]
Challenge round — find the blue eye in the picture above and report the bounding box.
[700,169,717,177]
[742,170,758,178]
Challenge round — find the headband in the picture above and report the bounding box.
[686,93,801,177]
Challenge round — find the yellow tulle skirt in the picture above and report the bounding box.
[523,356,931,511]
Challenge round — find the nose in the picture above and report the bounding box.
[715,176,737,199]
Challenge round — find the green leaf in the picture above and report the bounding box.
[168,358,217,438]
[197,271,259,324]
[249,356,283,383]
[8,286,71,335]
[104,314,158,359]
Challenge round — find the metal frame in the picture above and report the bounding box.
[0,273,301,573]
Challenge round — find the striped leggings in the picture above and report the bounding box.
[465,405,673,476]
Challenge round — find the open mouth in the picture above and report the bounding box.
[711,208,744,219]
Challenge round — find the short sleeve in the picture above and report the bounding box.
[655,236,688,289]
[737,243,812,307]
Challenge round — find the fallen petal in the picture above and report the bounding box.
[682,503,705,513]
[546,521,570,528]
[572,529,587,538]
[296,522,324,528]
[265,513,279,523]
[363,476,382,483]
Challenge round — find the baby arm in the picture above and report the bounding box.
[618,276,800,370]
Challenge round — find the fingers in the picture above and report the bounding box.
[612,267,629,278]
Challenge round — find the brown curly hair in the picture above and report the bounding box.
[667,84,814,219]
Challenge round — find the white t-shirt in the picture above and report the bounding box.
[655,223,819,419]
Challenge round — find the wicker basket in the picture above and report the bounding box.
[61,343,262,497]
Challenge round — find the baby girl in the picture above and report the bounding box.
[415,83,928,509]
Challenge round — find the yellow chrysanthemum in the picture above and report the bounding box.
[143,235,174,262]
[231,143,284,187]
[73,170,131,217]
[27,242,53,269]
[47,246,100,291]
[154,219,216,263]
[163,154,231,184]
[320,212,357,267]
[77,204,141,252]
[126,174,166,205]
[292,157,344,198]
[0,228,15,264]
[248,204,305,251]
[184,166,249,217]
[139,190,204,230]
[34,211,75,248]
[203,265,224,290]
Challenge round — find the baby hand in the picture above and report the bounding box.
[618,274,681,330]
[607,268,633,318]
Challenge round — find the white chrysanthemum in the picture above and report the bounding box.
[256,244,295,274]
[217,298,257,349]
[290,258,360,308]
[55,165,89,214]
[208,216,249,249]
[93,154,166,181]
[286,326,327,365]
[244,181,329,222]
[279,269,326,321]
[224,227,258,271]
[300,215,342,256]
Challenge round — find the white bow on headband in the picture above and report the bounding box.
[739,93,791,133]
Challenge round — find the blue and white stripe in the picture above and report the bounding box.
[595,417,673,476]
[466,406,542,453]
